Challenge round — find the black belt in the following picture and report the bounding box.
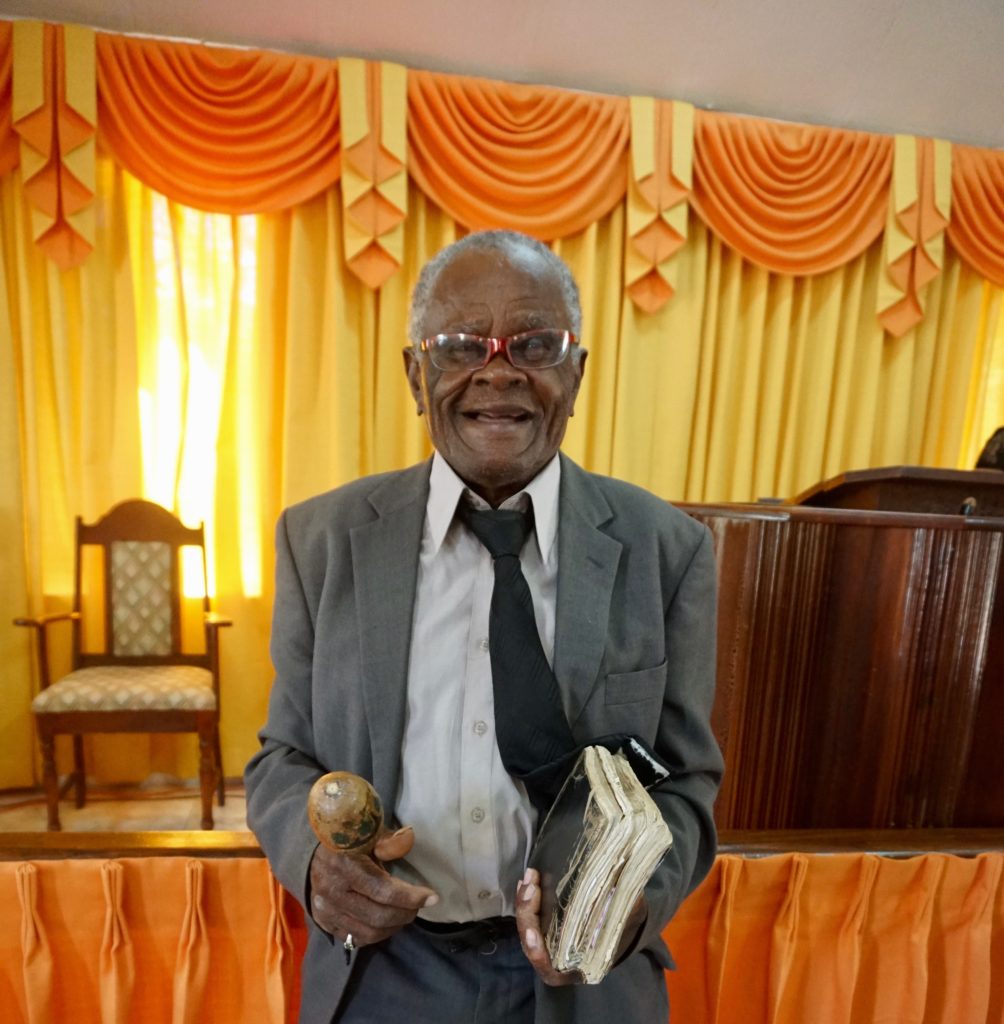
[413,915,518,953]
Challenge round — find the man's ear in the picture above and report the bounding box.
[569,350,587,414]
[402,348,425,415]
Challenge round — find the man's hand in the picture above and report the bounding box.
[309,825,438,947]
[515,868,647,985]
[515,867,582,986]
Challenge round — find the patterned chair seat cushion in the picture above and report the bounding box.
[32,665,216,713]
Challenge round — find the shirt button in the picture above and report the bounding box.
[478,889,492,900]
[470,807,485,823]
[473,720,488,736]
[479,637,490,651]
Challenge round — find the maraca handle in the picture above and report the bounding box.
[308,771,384,856]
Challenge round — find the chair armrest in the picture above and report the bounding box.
[12,612,79,691]
[13,612,80,629]
[204,613,233,628]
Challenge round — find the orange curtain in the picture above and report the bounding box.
[95,34,341,214]
[406,69,630,239]
[3,22,1004,298]
[690,111,892,274]
[0,851,999,1023]
[949,146,1004,288]
[665,851,1004,1024]
[0,856,305,1024]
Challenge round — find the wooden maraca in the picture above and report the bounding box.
[307,771,384,856]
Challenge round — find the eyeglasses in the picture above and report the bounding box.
[419,329,577,372]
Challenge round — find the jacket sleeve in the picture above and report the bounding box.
[636,524,722,957]
[244,509,324,915]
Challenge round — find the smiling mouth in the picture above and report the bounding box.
[462,409,533,424]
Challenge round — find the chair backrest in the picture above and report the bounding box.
[72,500,209,670]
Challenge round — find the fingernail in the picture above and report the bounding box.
[521,882,536,902]
[394,826,413,837]
[423,893,439,907]
[312,895,324,911]
[522,868,533,885]
[526,928,539,950]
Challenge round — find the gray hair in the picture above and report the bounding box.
[408,230,583,348]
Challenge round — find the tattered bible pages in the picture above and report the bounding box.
[528,744,673,984]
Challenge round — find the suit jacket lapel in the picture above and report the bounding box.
[554,455,623,727]
[350,462,431,807]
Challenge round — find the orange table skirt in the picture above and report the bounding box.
[0,851,1000,1023]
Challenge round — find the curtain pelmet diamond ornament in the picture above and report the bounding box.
[339,58,407,290]
[13,21,95,269]
[878,135,951,338]
[626,98,693,314]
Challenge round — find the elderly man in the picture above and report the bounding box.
[245,230,723,1023]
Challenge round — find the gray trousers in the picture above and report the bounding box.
[334,917,533,1024]
[329,917,671,1024]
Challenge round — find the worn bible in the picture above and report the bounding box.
[528,744,673,983]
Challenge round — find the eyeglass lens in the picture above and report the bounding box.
[426,330,571,371]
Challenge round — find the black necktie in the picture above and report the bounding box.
[458,503,577,802]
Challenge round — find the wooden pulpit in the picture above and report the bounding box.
[789,464,1004,516]
[684,500,1004,831]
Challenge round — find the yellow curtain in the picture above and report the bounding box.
[565,207,1004,501]
[4,156,1004,790]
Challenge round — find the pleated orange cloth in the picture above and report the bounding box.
[662,852,1004,1024]
[0,852,1000,1023]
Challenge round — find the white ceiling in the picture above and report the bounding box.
[6,0,1004,149]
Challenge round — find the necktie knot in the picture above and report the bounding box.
[459,505,531,560]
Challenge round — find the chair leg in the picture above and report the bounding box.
[214,726,225,806]
[39,731,61,832]
[72,734,86,808]
[197,725,215,830]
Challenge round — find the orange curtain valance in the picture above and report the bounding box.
[949,145,1004,287]
[4,20,1004,304]
[691,111,893,275]
[406,69,630,240]
[96,33,341,215]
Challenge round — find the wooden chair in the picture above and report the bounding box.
[14,500,232,830]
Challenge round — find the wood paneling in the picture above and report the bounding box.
[685,504,1004,830]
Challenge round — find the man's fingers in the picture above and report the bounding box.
[351,855,438,911]
[316,845,437,911]
[515,868,580,987]
[374,825,415,862]
[309,842,439,946]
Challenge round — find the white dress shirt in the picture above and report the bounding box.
[391,451,561,922]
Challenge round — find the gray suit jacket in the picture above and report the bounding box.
[245,454,723,1024]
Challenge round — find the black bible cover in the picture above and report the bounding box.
[528,744,673,983]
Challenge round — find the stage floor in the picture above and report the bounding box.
[0,777,249,832]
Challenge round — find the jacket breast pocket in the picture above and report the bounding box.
[604,660,668,706]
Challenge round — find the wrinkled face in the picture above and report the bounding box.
[404,246,586,507]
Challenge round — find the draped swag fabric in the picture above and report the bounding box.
[2,17,1004,790]
[0,23,1003,306]
[96,31,342,214]
[0,852,999,1022]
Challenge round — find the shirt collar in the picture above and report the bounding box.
[426,451,562,566]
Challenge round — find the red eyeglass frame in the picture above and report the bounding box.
[419,329,577,370]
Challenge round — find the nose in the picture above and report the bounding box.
[471,352,526,386]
